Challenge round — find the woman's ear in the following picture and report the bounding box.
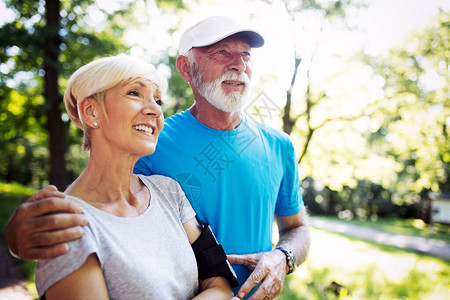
[176,55,193,83]
[78,97,99,128]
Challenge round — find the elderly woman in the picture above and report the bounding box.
[35,55,236,300]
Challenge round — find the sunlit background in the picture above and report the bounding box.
[1,0,449,299]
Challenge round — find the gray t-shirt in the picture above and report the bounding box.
[35,175,199,299]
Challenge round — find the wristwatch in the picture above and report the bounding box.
[275,247,297,275]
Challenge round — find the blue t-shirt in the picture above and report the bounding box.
[134,109,303,293]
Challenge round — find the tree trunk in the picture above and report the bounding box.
[44,0,69,189]
[327,188,336,215]
[298,128,314,165]
[282,57,302,135]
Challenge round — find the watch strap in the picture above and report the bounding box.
[275,247,297,275]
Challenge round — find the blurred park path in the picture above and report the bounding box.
[310,217,450,260]
[0,241,33,300]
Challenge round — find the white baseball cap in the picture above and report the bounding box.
[178,16,265,55]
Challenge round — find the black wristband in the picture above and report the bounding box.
[192,221,238,287]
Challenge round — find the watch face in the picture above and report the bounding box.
[276,247,296,274]
[290,250,297,268]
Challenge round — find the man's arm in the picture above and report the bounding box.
[5,185,88,260]
[227,209,310,300]
[274,209,310,269]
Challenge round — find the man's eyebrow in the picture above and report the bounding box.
[214,41,230,48]
[203,44,226,53]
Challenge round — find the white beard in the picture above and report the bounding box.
[191,61,251,113]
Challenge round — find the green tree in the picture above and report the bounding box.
[304,11,449,219]
[0,0,149,188]
[159,51,194,117]
[269,0,368,164]
[0,0,192,189]
[362,11,449,200]
[272,6,449,219]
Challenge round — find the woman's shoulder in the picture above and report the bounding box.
[138,174,176,184]
[64,194,90,211]
[138,175,195,219]
[137,174,183,192]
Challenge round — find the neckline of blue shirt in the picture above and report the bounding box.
[183,109,249,134]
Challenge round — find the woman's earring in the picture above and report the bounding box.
[93,121,98,127]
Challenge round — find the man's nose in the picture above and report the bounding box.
[228,54,247,73]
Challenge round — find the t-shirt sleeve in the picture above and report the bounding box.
[34,224,100,298]
[275,139,304,216]
[169,177,197,224]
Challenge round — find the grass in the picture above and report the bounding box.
[278,228,450,299]
[0,182,36,239]
[1,182,449,299]
[0,182,38,298]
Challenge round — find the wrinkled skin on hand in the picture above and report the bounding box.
[227,250,287,300]
[5,185,88,260]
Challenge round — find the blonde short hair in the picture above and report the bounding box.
[63,54,168,151]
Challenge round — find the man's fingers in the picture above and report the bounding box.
[17,197,85,219]
[28,185,64,203]
[29,225,85,248]
[20,226,85,260]
[247,275,283,300]
[226,254,245,264]
[16,213,87,253]
[13,224,85,260]
[6,195,87,260]
[227,253,259,269]
[236,250,287,300]
[24,243,70,260]
[29,213,88,233]
[237,267,267,299]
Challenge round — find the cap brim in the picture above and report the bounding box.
[192,29,265,49]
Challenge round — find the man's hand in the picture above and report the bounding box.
[5,185,88,260]
[227,250,287,300]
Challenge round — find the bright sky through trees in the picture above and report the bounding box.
[1,0,448,196]
[126,0,449,118]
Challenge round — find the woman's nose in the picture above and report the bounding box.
[142,98,162,117]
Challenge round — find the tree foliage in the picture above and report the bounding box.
[159,51,194,117]
[362,11,449,197]
[304,11,449,220]
[1,0,447,222]
[1,0,131,188]
[271,0,368,164]
[1,0,190,189]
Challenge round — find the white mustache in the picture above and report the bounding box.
[219,71,251,86]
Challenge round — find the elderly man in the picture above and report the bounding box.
[5,16,310,299]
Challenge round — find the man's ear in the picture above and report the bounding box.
[78,97,99,128]
[176,55,193,83]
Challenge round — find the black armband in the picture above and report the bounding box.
[191,221,238,288]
